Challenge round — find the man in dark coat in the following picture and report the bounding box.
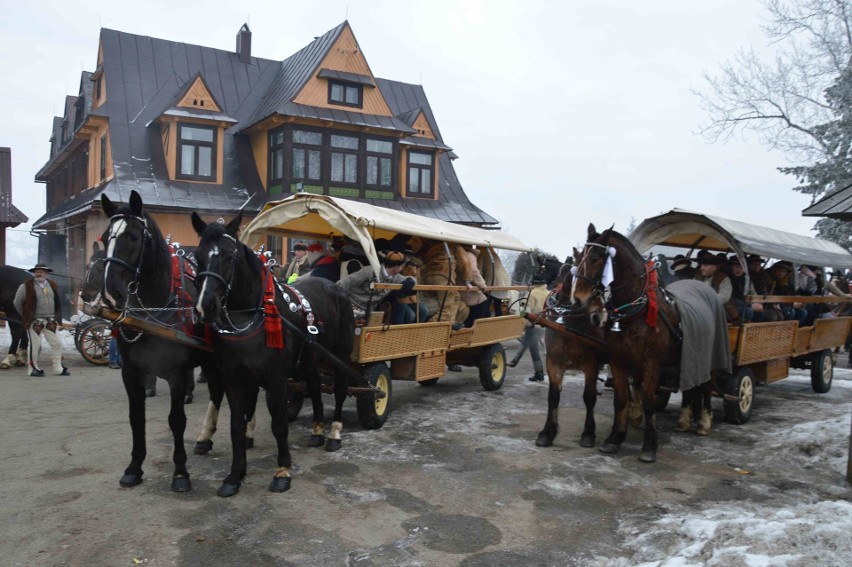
[12,262,69,377]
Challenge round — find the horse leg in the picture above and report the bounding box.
[579,357,599,447]
[119,367,147,487]
[638,364,660,463]
[183,367,195,405]
[325,370,348,453]
[696,382,713,436]
[166,373,191,492]
[305,370,326,448]
[627,377,644,428]
[217,385,250,497]
[600,364,630,454]
[675,388,694,433]
[535,355,564,447]
[195,369,224,454]
[267,373,293,493]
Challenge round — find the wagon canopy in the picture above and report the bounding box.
[241,194,532,275]
[629,209,852,269]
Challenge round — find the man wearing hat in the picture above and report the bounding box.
[670,255,696,280]
[507,271,548,381]
[694,253,739,322]
[13,262,69,377]
[284,242,310,282]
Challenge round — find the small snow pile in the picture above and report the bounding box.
[764,413,851,477]
[600,500,852,566]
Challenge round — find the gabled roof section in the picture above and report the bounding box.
[245,22,347,128]
[148,73,237,125]
[0,147,28,226]
[802,183,852,220]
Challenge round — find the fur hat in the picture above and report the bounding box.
[28,262,53,273]
[379,250,406,267]
[307,243,324,253]
[292,242,307,252]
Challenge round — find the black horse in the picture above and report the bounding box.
[191,211,355,497]
[100,190,223,492]
[0,265,29,369]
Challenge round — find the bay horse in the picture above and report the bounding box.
[0,265,29,369]
[571,224,730,462]
[191,211,355,497]
[100,190,223,492]
[534,254,608,448]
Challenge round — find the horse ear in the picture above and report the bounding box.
[587,223,597,240]
[129,190,143,216]
[572,246,581,260]
[226,211,243,237]
[101,194,116,218]
[191,212,207,236]
[92,240,101,255]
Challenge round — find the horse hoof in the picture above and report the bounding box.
[535,434,553,447]
[579,435,595,448]
[599,443,619,455]
[184,394,193,405]
[307,434,325,447]
[171,476,192,492]
[119,472,143,487]
[269,476,292,493]
[325,438,342,452]
[639,451,657,463]
[696,428,710,437]
[246,437,254,449]
[217,482,240,497]
[194,441,213,455]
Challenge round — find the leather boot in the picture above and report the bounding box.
[674,406,693,432]
[528,371,544,382]
[507,358,520,368]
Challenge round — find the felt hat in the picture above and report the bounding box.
[772,260,794,270]
[696,255,722,266]
[746,254,764,264]
[531,272,547,284]
[28,262,53,273]
[728,255,743,266]
[671,257,692,272]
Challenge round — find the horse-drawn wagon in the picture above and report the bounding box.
[239,193,533,428]
[629,210,852,424]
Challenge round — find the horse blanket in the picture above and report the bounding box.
[666,279,732,390]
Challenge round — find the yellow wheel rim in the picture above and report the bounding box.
[374,371,389,416]
[491,351,505,384]
[739,376,753,413]
[822,355,833,386]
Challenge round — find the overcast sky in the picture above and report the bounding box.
[0,0,820,266]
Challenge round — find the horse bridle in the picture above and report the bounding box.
[196,232,240,302]
[571,241,612,308]
[103,214,152,297]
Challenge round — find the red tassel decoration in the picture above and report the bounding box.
[261,260,284,349]
[645,260,658,329]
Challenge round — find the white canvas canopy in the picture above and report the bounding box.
[630,209,852,269]
[241,194,532,274]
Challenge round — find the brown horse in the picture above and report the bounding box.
[571,224,729,462]
[535,255,608,448]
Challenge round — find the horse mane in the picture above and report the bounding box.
[598,227,646,267]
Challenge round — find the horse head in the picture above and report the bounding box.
[571,223,614,328]
[100,190,162,309]
[80,239,106,305]
[192,211,244,323]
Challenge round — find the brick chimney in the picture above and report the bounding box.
[236,24,251,64]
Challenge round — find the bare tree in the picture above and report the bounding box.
[695,0,852,166]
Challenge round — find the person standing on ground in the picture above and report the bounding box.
[13,263,69,377]
[507,272,549,381]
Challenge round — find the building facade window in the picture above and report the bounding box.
[328,80,362,108]
[330,134,359,185]
[408,151,434,198]
[292,129,322,185]
[99,134,107,181]
[268,129,285,194]
[176,123,216,181]
[366,139,393,188]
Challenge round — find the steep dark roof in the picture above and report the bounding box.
[35,22,497,227]
[0,148,28,225]
[802,183,852,220]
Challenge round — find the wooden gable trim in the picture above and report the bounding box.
[411,112,436,140]
[176,75,222,113]
[293,24,393,117]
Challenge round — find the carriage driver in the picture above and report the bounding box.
[13,262,69,377]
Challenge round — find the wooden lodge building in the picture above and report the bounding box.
[34,21,498,294]
[1,147,29,265]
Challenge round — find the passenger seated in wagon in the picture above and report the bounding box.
[693,252,740,323]
[766,260,808,325]
[670,255,696,280]
[728,255,767,322]
[337,249,427,325]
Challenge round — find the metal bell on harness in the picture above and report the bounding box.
[611,321,621,332]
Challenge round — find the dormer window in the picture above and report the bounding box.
[176,123,216,181]
[328,80,362,108]
[408,151,434,198]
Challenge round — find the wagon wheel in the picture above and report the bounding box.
[357,362,393,430]
[74,319,97,355]
[724,366,754,425]
[810,349,833,394]
[479,343,506,391]
[78,320,111,365]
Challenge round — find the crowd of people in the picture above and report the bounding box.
[669,251,852,325]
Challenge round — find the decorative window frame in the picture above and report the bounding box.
[175,123,217,182]
[327,80,363,108]
[407,151,435,199]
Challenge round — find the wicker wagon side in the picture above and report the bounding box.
[353,321,452,363]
